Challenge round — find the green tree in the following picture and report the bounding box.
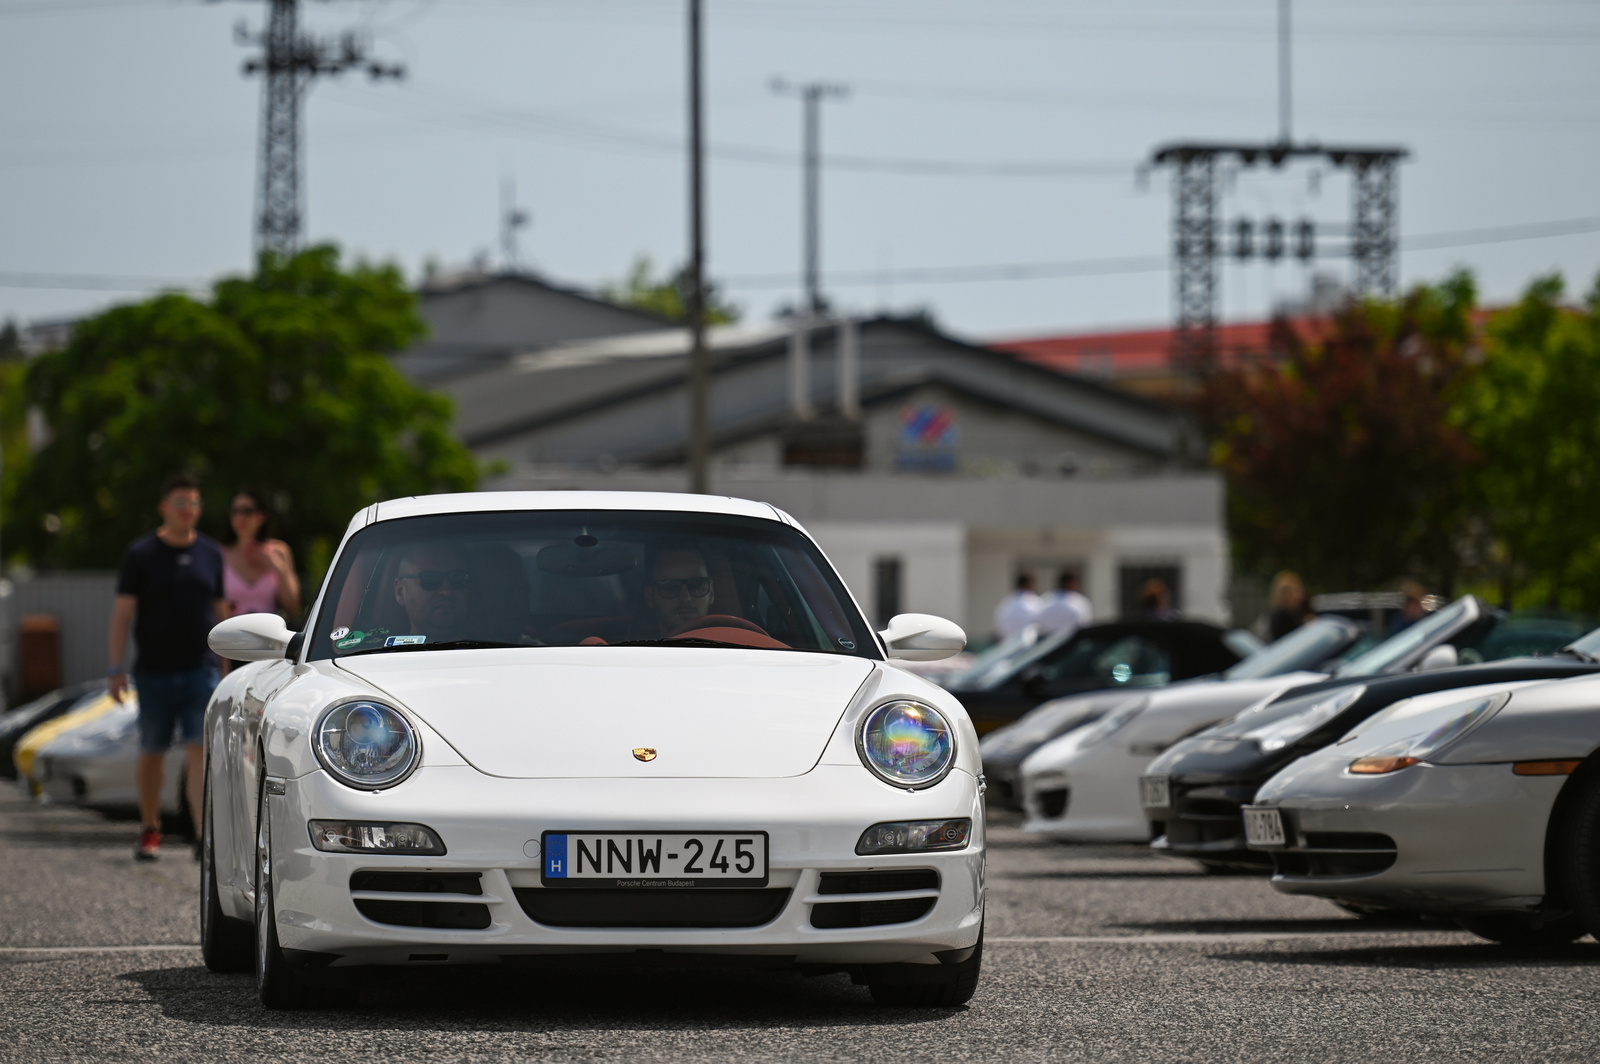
[603,254,739,325]
[1200,273,1481,592]
[1454,272,1600,608]
[6,245,480,577]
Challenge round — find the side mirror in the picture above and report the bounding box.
[209,613,293,662]
[879,613,967,661]
[1417,643,1459,671]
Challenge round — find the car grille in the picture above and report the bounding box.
[350,870,492,930]
[1271,832,1398,878]
[809,869,940,929]
[1036,788,1069,819]
[514,888,792,929]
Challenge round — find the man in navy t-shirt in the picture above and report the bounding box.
[109,474,228,861]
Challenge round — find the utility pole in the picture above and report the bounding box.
[685,0,710,494]
[501,175,530,272]
[771,79,848,316]
[236,0,403,258]
[1278,0,1292,145]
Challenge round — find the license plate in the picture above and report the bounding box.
[541,831,768,888]
[1139,775,1171,808]
[1242,807,1286,847]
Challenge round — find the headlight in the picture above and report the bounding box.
[1348,693,1504,775]
[1243,686,1366,754]
[858,700,956,788]
[1074,695,1148,748]
[314,701,420,789]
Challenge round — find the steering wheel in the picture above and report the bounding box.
[670,614,790,649]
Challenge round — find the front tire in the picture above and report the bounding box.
[866,930,983,1007]
[255,773,308,1009]
[1555,760,1600,941]
[200,760,252,973]
[1455,911,1586,947]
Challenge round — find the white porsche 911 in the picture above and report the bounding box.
[200,492,983,1009]
[1247,674,1600,946]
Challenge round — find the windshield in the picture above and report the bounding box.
[1222,617,1357,680]
[308,510,878,659]
[946,628,1073,692]
[1333,597,1474,678]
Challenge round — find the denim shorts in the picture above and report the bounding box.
[134,665,219,754]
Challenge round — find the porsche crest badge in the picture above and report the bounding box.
[632,748,658,762]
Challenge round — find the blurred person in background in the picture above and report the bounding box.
[108,475,229,861]
[1137,578,1179,621]
[222,489,300,621]
[994,571,1042,641]
[1037,570,1092,638]
[1259,571,1314,641]
[1390,581,1430,634]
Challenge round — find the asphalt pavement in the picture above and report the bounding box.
[3,787,1598,1062]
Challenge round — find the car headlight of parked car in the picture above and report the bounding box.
[314,701,420,789]
[1348,693,1504,775]
[1074,695,1149,748]
[858,700,956,788]
[1242,685,1366,753]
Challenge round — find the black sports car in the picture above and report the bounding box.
[1142,612,1598,872]
[944,620,1253,735]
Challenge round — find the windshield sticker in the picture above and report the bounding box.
[384,634,426,647]
[330,627,350,641]
[335,631,365,649]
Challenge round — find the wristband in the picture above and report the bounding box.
[108,664,126,676]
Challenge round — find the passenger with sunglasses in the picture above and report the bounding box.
[222,489,299,623]
[642,547,715,637]
[394,543,472,640]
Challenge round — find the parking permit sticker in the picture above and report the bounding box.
[384,634,426,647]
[335,631,365,649]
[330,627,350,641]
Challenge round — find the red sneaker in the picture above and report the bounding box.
[135,827,162,861]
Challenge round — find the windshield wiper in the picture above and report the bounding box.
[342,639,526,656]
[1560,645,1599,663]
[609,637,772,650]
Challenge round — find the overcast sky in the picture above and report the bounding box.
[3,0,1598,340]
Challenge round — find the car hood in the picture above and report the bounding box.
[335,647,877,779]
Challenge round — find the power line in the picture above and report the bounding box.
[6,215,1600,295]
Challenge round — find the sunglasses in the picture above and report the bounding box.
[651,577,712,600]
[398,569,471,592]
[231,506,261,517]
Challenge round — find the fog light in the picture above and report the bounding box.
[308,820,446,855]
[855,818,971,855]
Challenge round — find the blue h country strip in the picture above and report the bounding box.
[545,834,568,878]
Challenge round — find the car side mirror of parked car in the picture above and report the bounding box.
[1417,643,1459,671]
[879,613,967,661]
[209,612,293,662]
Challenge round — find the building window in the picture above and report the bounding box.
[1119,563,1182,620]
[873,557,903,627]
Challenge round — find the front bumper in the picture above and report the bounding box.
[1019,754,1150,843]
[1251,756,1565,913]
[259,764,986,968]
[1147,778,1272,868]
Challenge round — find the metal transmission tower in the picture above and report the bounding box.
[771,79,848,316]
[1150,141,1408,365]
[236,0,403,257]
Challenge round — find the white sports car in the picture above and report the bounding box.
[1017,596,1495,842]
[1247,674,1600,945]
[200,492,984,1008]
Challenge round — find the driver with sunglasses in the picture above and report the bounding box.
[642,547,715,637]
[393,542,472,640]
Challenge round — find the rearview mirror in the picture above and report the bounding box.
[209,612,293,662]
[879,613,967,661]
[1417,643,1459,671]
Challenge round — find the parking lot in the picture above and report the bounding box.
[2,790,1597,1062]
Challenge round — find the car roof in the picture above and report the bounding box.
[359,491,794,529]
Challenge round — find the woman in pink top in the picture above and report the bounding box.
[222,490,300,620]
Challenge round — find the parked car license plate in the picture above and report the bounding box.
[541,831,768,888]
[1242,807,1286,847]
[1139,775,1171,808]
